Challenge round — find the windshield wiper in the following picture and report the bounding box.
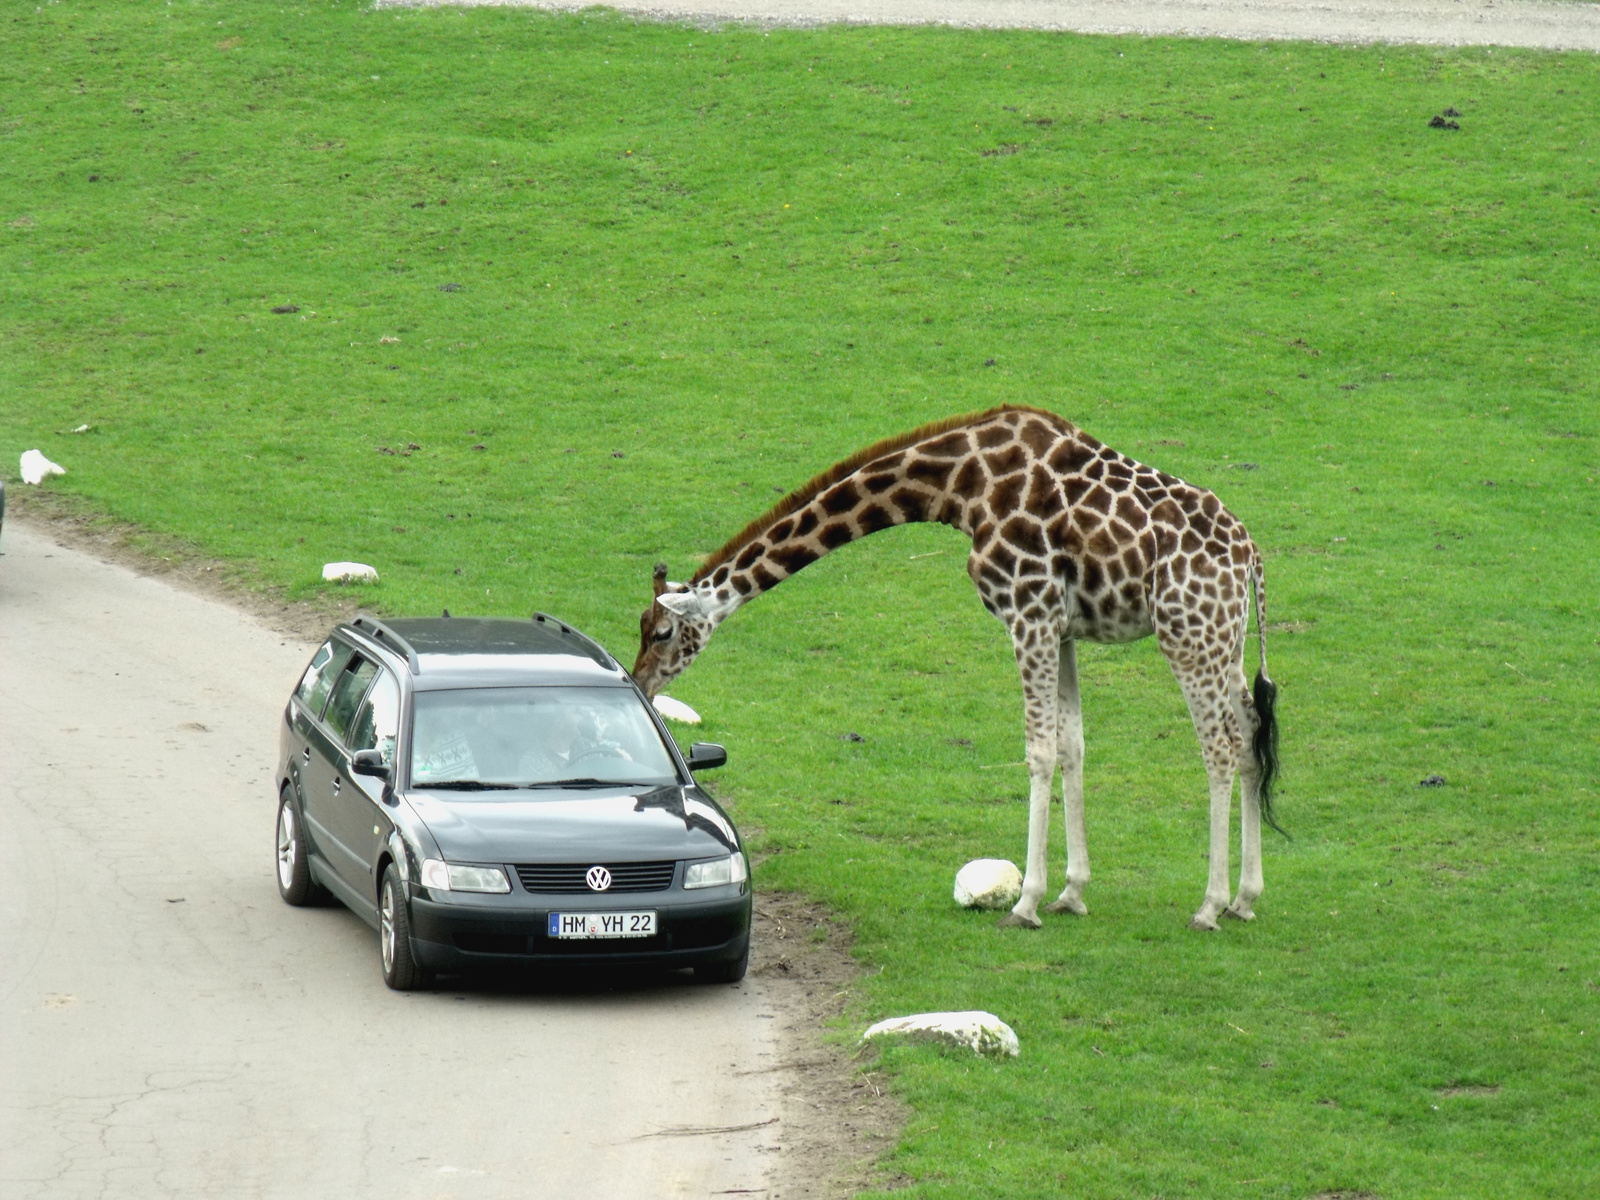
[521,777,658,790]
[417,780,521,791]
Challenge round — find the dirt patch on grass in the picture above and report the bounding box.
[751,891,909,1196]
[5,492,907,1198]
[1437,1083,1501,1097]
[6,488,358,644]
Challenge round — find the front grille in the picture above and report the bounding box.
[513,860,677,894]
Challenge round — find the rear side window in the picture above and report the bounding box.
[295,641,347,719]
[349,671,401,767]
[324,658,379,744]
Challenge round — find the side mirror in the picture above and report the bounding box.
[351,749,391,779]
[686,742,727,771]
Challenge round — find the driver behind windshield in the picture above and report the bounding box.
[410,687,677,788]
[511,706,633,780]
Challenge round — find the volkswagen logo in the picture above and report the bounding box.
[585,865,612,892]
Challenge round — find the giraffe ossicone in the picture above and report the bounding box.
[633,405,1282,930]
[654,591,701,617]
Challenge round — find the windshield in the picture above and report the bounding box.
[409,686,680,788]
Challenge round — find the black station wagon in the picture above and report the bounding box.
[274,614,750,990]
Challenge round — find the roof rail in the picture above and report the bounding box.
[532,612,617,671]
[351,614,421,675]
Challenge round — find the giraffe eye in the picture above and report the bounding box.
[653,625,674,643]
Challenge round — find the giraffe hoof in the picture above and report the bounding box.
[1044,897,1088,916]
[997,912,1043,930]
[1188,914,1221,932]
[1223,904,1256,922]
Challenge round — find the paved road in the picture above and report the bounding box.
[404,0,1600,51]
[0,521,784,1199]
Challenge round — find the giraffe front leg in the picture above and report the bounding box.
[998,742,1054,930]
[999,634,1059,931]
[1043,743,1088,917]
[1044,640,1089,917]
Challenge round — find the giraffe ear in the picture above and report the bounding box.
[652,562,669,597]
[656,590,703,618]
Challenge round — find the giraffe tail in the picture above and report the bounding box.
[1249,549,1286,836]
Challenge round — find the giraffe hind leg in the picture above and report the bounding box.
[1168,657,1241,932]
[1224,667,1265,921]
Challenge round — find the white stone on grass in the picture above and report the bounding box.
[322,561,379,584]
[652,694,701,724]
[954,858,1023,910]
[862,1011,1019,1058]
[20,449,65,485]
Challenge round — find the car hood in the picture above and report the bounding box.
[402,784,740,864]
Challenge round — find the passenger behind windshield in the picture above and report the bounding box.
[410,686,680,788]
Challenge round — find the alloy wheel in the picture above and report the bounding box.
[380,880,397,974]
[277,805,297,891]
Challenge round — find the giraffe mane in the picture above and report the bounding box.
[691,403,1071,583]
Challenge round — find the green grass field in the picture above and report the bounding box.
[4,3,1599,1196]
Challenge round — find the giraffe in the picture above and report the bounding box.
[632,405,1282,931]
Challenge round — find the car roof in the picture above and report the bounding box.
[340,615,632,690]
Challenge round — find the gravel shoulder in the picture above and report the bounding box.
[388,0,1600,51]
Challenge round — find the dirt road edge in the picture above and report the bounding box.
[384,0,1600,53]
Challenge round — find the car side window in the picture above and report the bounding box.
[295,640,348,720]
[349,671,401,767]
[323,657,378,745]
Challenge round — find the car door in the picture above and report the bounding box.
[288,638,351,836]
[305,654,379,899]
[335,667,402,900]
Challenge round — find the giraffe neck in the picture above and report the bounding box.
[694,466,937,606]
[689,409,1075,610]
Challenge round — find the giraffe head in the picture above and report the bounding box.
[631,563,736,699]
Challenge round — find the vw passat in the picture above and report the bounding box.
[274,614,750,990]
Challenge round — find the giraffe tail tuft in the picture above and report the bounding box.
[1249,550,1286,837]
[1251,668,1285,836]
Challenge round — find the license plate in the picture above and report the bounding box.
[548,911,657,939]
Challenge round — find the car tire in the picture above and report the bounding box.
[276,786,326,906]
[379,864,432,991]
[694,944,749,984]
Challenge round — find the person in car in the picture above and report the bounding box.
[517,705,634,782]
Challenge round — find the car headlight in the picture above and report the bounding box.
[684,853,748,890]
[420,859,511,894]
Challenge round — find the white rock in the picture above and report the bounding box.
[652,694,701,725]
[862,1011,1019,1058]
[322,561,379,584]
[20,449,65,485]
[954,858,1023,910]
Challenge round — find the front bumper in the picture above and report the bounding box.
[407,888,751,972]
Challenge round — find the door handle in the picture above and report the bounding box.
[332,776,342,794]
[302,747,311,763]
